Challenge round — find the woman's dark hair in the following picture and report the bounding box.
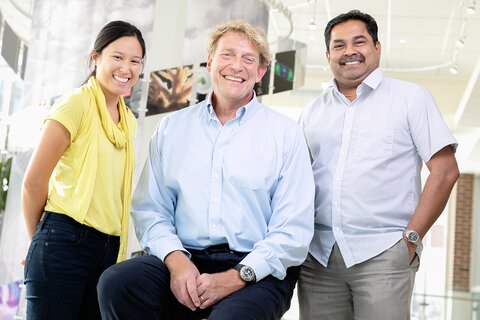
[83,20,146,84]
[324,10,378,52]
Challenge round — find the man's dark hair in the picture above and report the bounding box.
[324,10,379,52]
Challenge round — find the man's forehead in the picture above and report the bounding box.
[216,34,260,53]
[331,21,370,40]
[332,19,366,31]
[331,34,368,42]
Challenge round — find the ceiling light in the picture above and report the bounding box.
[307,0,318,31]
[466,6,476,14]
[456,37,466,48]
[449,65,459,74]
[466,1,476,14]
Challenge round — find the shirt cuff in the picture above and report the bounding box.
[150,239,189,261]
[240,252,273,282]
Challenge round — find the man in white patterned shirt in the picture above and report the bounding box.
[298,10,459,320]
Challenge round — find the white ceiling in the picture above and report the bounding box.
[265,0,480,174]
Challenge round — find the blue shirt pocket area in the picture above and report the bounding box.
[222,149,271,190]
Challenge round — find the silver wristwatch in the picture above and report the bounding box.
[234,264,256,284]
[404,229,422,246]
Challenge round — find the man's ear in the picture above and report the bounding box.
[256,63,268,83]
[375,41,382,55]
[207,55,213,72]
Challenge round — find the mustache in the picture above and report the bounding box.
[339,55,365,65]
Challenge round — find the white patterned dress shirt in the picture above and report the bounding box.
[300,68,457,268]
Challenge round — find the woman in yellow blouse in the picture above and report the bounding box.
[21,20,145,320]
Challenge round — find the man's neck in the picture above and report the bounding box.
[342,91,357,102]
[335,79,361,102]
[337,85,358,102]
[211,93,253,125]
[214,105,238,125]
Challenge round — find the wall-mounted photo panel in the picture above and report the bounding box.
[273,50,295,94]
[276,39,306,90]
[146,65,193,116]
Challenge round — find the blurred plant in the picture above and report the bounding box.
[0,157,11,213]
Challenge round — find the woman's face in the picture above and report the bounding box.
[93,36,143,104]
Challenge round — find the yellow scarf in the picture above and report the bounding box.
[88,77,135,262]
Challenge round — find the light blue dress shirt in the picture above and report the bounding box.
[131,92,315,281]
[301,68,457,268]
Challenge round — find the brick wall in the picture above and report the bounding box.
[452,174,474,292]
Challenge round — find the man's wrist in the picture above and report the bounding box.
[404,228,422,246]
[164,250,189,270]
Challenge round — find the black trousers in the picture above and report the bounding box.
[24,212,119,320]
[97,247,300,319]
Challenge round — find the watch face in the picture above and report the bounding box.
[407,231,419,242]
[240,266,255,282]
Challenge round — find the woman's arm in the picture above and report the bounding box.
[22,120,71,239]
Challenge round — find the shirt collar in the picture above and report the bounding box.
[362,67,384,90]
[330,67,384,99]
[205,90,261,125]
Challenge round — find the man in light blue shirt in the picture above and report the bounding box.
[298,10,459,320]
[98,20,315,320]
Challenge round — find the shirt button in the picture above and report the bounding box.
[212,198,217,202]
[212,224,217,228]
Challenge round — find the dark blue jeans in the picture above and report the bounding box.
[24,211,120,320]
[98,248,300,320]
